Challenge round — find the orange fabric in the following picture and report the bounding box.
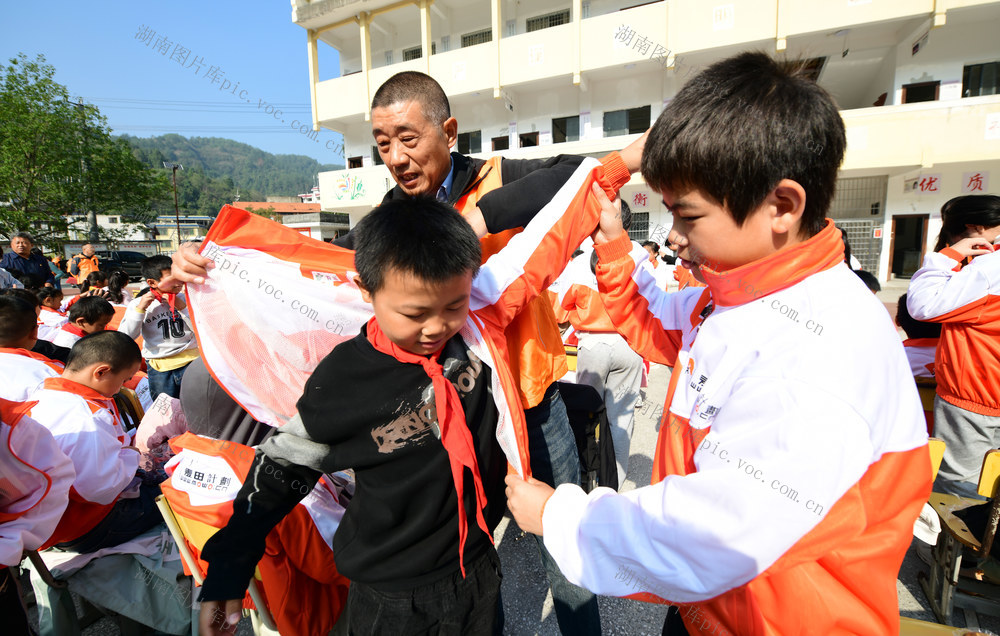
[37,377,125,547]
[674,265,706,290]
[547,290,570,325]
[0,398,45,525]
[365,317,491,577]
[74,255,100,280]
[626,221,930,634]
[453,153,633,408]
[453,156,566,408]
[560,284,618,333]
[0,347,64,373]
[162,432,348,634]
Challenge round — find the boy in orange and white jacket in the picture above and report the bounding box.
[27,331,161,553]
[0,398,74,632]
[0,296,63,402]
[507,52,930,636]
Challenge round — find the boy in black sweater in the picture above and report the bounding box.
[197,175,610,634]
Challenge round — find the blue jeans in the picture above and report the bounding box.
[525,383,602,635]
[146,361,190,400]
[55,481,162,554]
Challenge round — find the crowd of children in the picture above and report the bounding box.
[1,49,995,636]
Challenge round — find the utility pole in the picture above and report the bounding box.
[67,99,99,244]
[163,162,184,251]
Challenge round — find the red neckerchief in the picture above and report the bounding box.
[365,317,491,577]
[151,289,178,316]
[61,323,87,338]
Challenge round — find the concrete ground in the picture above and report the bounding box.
[29,361,999,634]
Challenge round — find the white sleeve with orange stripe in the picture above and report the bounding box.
[908,248,1000,323]
[594,233,702,366]
[28,393,138,505]
[0,415,75,565]
[541,378,924,602]
[470,157,606,326]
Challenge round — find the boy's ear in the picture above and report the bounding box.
[354,276,373,303]
[145,278,159,289]
[72,316,87,328]
[93,363,113,379]
[768,179,807,236]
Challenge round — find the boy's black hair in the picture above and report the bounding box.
[371,71,451,125]
[141,255,173,282]
[65,330,142,373]
[354,197,481,294]
[1,287,40,309]
[896,293,942,340]
[68,296,114,325]
[854,269,881,293]
[641,51,846,238]
[934,195,1000,251]
[0,296,37,345]
[589,250,600,275]
[13,271,43,290]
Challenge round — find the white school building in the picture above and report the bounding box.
[291,0,1000,281]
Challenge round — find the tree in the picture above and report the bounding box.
[0,54,168,242]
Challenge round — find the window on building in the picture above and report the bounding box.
[462,29,492,48]
[963,61,999,97]
[603,105,651,137]
[519,132,539,147]
[526,10,571,33]
[402,42,436,61]
[457,131,482,154]
[552,116,580,144]
[492,136,509,151]
[371,146,384,166]
[628,212,650,242]
[348,156,363,169]
[108,217,118,224]
[901,81,939,104]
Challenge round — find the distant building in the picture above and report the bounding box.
[292,0,1000,281]
[153,215,214,252]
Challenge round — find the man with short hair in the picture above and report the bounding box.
[70,243,100,281]
[0,232,55,287]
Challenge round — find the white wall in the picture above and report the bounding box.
[893,17,1000,103]
[879,158,1000,278]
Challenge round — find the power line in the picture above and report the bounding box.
[84,96,311,107]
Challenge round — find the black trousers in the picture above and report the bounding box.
[338,549,503,636]
[0,566,33,636]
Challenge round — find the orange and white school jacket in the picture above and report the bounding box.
[903,338,938,379]
[37,307,68,343]
[560,272,617,334]
[27,377,139,547]
[907,248,1000,416]
[0,348,63,402]
[541,221,931,636]
[453,152,632,408]
[0,398,75,566]
[51,323,87,349]
[162,432,349,636]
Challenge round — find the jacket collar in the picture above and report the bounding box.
[42,376,113,402]
[701,219,845,307]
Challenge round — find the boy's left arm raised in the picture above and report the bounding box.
[470,154,631,326]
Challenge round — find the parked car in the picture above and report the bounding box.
[96,250,149,281]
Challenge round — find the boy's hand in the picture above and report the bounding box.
[590,182,624,245]
[619,128,649,174]
[136,293,156,312]
[199,599,242,635]
[505,474,555,536]
[162,242,213,287]
[948,236,995,260]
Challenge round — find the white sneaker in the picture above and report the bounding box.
[913,502,941,545]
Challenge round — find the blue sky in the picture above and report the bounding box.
[1,1,344,165]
